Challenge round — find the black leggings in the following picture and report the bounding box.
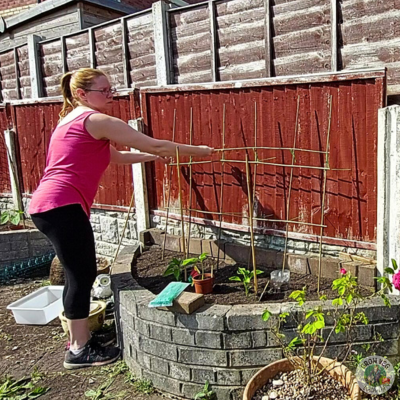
[31,204,96,320]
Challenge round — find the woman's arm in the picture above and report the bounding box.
[110,146,166,164]
[86,113,212,157]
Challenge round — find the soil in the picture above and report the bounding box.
[0,277,168,400]
[133,245,373,305]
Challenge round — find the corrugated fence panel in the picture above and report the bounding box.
[170,4,212,84]
[0,109,11,194]
[216,0,267,81]
[66,32,90,71]
[40,40,63,97]
[272,0,332,76]
[14,97,134,208]
[95,22,125,89]
[143,75,385,245]
[127,12,157,87]
[0,50,18,101]
[340,0,400,95]
[18,45,31,99]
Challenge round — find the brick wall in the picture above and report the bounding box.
[0,0,36,18]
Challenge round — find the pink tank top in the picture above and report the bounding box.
[29,111,110,217]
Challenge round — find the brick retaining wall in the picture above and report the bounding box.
[113,245,400,400]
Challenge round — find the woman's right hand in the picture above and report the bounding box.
[196,145,214,157]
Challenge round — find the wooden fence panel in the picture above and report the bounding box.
[40,40,63,97]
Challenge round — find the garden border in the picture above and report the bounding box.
[112,244,400,400]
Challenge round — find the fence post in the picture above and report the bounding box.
[4,129,23,212]
[152,0,172,85]
[377,106,400,294]
[27,34,42,99]
[128,118,150,237]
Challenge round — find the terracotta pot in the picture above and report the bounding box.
[243,357,361,400]
[193,273,214,294]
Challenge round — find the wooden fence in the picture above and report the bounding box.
[1,0,400,103]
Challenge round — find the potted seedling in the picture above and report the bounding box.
[229,267,263,297]
[0,209,25,230]
[163,256,199,281]
[192,253,214,295]
[243,263,398,400]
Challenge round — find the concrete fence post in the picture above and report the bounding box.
[377,105,400,294]
[4,129,23,212]
[128,118,150,238]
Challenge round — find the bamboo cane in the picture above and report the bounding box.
[216,104,226,275]
[245,154,258,294]
[186,108,193,258]
[176,146,187,281]
[162,109,176,260]
[317,95,333,294]
[282,95,300,272]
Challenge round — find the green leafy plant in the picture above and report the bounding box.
[0,375,49,399]
[0,209,24,226]
[229,267,263,296]
[163,256,199,281]
[262,262,397,390]
[198,252,208,280]
[194,380,216,400]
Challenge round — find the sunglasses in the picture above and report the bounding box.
[86,87,117,96]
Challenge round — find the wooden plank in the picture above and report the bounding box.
[341,0,395,22]
[264,0,271,77]
[209,1,217,82]
[169,6,209,28]
[215,6,264,28]
[219,41,265,66]
[171,33,210,53]
[127,38,156,58]
[174,50,211,74]
[218,21,264,48]
[216,0,263,17]
[219,59,266,81]
[171,18,210,38]
[274,51,331,76]
[273,5,330,36]
[121,18,130,88]
[273,0,327,15]
[273,26,330,58]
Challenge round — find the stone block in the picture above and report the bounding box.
[254,248,284,269]
[142,370,181,397]
[149,355,169,376]
[139,336,178,361]
[266,329,297,347]
[202,239,226,259]
[169,362,191,381]
[176,304,230,331]
[308,257,340,279]
[251,331,267,348]
[149,323,172,341]
[339,261,361,277]
[136,301,175,326]
[229,348,282,367]
[322,324,372,343]
[168,292,205,315]
[223,332,252,349]
[226,304,279,331]
[374,322,400,339]
[358,264,377,288]
[136,349,151,369]
[287,254,308,274]
[171,327,196,346]
[160,233,182,252]
[195,331,222,348]
[216,369,241,385]
[181,237,203,255]
[241,368,260,385]
[178,347,228,366]
[224,242,250,264]
[135,318,150,337]
[192,367,217,384]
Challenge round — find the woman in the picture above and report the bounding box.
[29,68,213,369]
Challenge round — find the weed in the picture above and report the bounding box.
[0,375,49,399]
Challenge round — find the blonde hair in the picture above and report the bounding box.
[59,68,107,121]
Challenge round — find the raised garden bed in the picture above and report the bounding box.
[133,245,373,305]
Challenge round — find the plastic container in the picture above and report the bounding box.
[270,270,291,292]
[7,285,64,325]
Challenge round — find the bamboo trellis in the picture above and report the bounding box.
[161,97,335,297]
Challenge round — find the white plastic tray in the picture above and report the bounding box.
[7,285,64,325]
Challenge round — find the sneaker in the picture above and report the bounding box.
[63,339,121,370]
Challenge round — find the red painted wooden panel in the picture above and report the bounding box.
[0,109,11,194]
[6,96,135,208]
[143,77,385,244]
